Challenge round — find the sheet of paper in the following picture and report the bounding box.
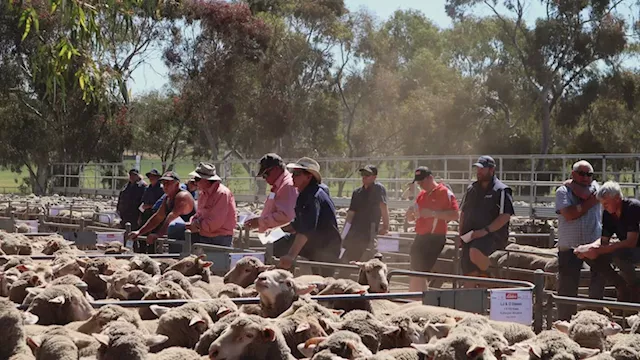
[258,227,286,244]
[378,238,400,252]
[238,212,260,225]
[339,248,346,259]
[268,192,276,200]
[138,203,145,213]
[460,231,474,243]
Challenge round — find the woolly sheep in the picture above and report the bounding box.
[223,256,274,288]
[208,314,296,360]
[27,326,80,360]
[154,270,211,299]
[273,311,329,358]
[554,310,622,350]
[127,254,162,276]
[138,281,192,320]
[195,311,242,355]
[254,269,316,318]
[102,269,155,300]
[321,310,401,354]
[412,332,497,360]
[350,255,390,293]
[166,254,213,283]
[608,333,640,360]
[277,298,344,322]
[92,321,168,360]
[360,347,422,360]
[297,330,374,359]
[70,304,146,335]
[212,282,259,298]
[26,284,94,325]
[148,302,214,352]
[518,330,601,360]
[1,298,38,360]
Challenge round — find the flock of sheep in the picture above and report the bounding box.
[1,230,640,360]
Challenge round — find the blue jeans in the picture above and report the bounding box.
[195,234,233,247]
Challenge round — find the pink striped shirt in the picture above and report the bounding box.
[258,170,298,232]
[192,183,237,237]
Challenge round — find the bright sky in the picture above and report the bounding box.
[126,0,548,95]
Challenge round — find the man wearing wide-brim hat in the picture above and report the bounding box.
[185,162,237,246]
[274,157,341,276]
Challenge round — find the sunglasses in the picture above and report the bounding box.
[292,170,308,177]
[577,171,594,177]
[261,167,274,179]
[194,177,202,182]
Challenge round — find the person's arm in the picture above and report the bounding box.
[288,198,321,258]
[259,185,298,229]
[157,192,192,236]
[558,190,598,221]
[137,202,167,235]
[378,185,389,233]
[472,188,514,238]
[596,208,640,254]
[199,191,231,234]
[596,232,638,254]
[419,208,459,221]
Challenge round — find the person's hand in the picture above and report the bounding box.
[278,255,295,270]
[244,218,259,229]
[146,233,158,245]
[419,208,435,218]
[471,229,488,240]
[405,206,416,222]
[378,226,389,236]
[128,231,140,240]
[583,247,600,260]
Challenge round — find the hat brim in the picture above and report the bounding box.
[473,162,495,168]
[189,170,221,181]
[358,168,375,176]
[287,163,322,182]
[159,176,178,182]
[145,172,160,178]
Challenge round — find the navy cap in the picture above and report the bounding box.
[145,168,161,178]
[257,153,284,177]
[473,155,496,168]
[413,166,432,182]
[159,171,180,182]
[359,165,378,176]
[129,168,139,175]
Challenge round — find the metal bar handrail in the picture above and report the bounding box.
[24,253,182,260]
[551,294,640,312]
[387,269,535,291]
[193,243,259,254]
[89,292,428,308]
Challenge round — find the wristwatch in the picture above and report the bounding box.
[484,226,491,233]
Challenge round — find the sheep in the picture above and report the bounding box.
[273,311,329,358]
[0,234,32,255]
[156,258,178,273]
[489,320,536,345]
[101,269,155,300]
[625,314,639,334]
[14,262,53,282]
[379,315,424,351]
[195,311,243,355]
[42,237,76,255]
[0,266,22,296]
[151,347,204,360]
[360,347,422,360]
[154,270,211,298]
[350,254,390,293]
[515,330,601,360]
[608,333,640,360]
[223,256,274,288]
[26,325,99,359]
[208,314,297,360]
[316,278,371,313]
[81,258,117,300]
[92,321,168,360]
[26,284,94,325]
[96,241,131,254]
[297,330,374,359]
[138,281,192,320]
[492,244,559,290]
[127,254,162,276]
[553,310,622,350]
[146,302,214,352]
[1,298,36,360]
[277,298,344,322]
[253,269,316,318]
[51,254,85,278]
[212,282,259,298]
[2,255,34,271]
[386,304,468,328]
[165,254,213,283]
[411,332,497,360]
[69,304,147,335]
[320,310,401,354]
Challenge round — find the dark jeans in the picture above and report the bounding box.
[587,247,640,288]
[557,250,605,320]
[194,234,233,247]
[341,226,377,263]
[274,234,340,277]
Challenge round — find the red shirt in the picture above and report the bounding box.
[415,183,459,235]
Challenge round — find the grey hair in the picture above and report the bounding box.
[572,160,594,172]
[596,181,623,200]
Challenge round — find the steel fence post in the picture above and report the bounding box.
[534,269,544,333]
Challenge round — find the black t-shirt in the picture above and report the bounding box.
[460,177,515,244]
[602,198,640,246]
[348,182,387,233]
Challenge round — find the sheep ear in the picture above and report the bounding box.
[98,275,112,283]
[95,244,107,250]
[217,307,233,317]
[27,335,44,349]
[22,311,39,325]
[92,333,110,347]
[626,314,640,327]
[331,309,344,316]
[262,327,276,342]
[138,285,154,294]
[501,345,516,356]
[189,315,206,327]
[187,275,202,283]
[26,287,44,296]
[145,334,168,347]
[466,345,485,358]
[85,292,95,302]
[576,348,600,359]
[150,305,171,317]
[76,258,88,268]
[257,265,275,272]
[16,264,32,272]
[202,261,213,268]
[49,295,66,304]
[603,321,622,336]
[295,284,316,296]
[529,344,542,359]
[132,259,143,267]
[354,285,369,294]
[553,320,570,334]
[412,343,436,357]
[425,322,453,339]
[295,322,311,333]
[319,318,339,333]
[298,337,326,358]
[122,283,137,291]
[152,275,162,283]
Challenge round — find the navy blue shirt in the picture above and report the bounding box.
[291,181,341,258]
[602,198,640,247]
[460,176,514,244]
[142,182,164,206]
[349,182,387,234]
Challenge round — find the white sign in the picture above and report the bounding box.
[490,290,533,325]
[258,227,286,244]
[377,238,400,252]
[229,253,265,268]
[96,232,124,245]
[15,220,38,233]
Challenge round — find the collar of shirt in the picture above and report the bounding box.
[299,182,319,200]
[272,170,290,193]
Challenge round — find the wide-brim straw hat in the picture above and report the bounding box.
[286,157,322,182]
[188,162,222,181]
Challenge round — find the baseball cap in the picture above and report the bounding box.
[257,153,284,177]
[159,171,180,182]
[473,155,496,168]
[145,168,161,178]
[359,165,378,176]
[129,168,139,175]
[413,166,432,182]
